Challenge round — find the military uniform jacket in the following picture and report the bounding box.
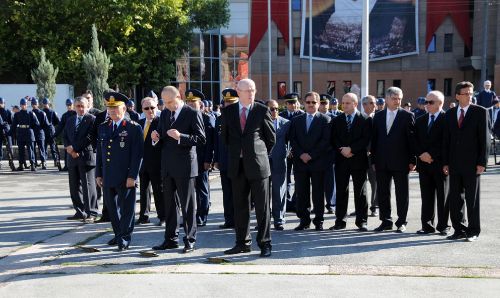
[0,108,13,137]
[63,114,96,167]
[214,115,229,172]
[43,107,60,137]
[12,110,39,142]
[31,109,50,140]
[96,120,144,188]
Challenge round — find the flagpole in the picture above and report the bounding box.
[361,0,369,101]
[268,0,272,99]
[289,0,293,93]
[308,0,312,91]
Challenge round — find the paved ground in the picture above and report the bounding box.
[0,158,499,297]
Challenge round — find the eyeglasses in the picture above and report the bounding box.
[143,106,156,111]
[305,101,318,104]
[424,100,434,105]
[269,107,278,112]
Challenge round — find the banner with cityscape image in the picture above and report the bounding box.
[301,0,418,62]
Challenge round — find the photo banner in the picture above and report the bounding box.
[301,0,418,63]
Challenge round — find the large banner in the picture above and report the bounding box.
[301,0,418,63]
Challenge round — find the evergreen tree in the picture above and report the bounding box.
[82,24,112,110]
[31,48,59,101]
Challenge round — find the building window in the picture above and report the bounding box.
[293,81,302,97]
[327,81,335,97]
[427,34,436,53]
[343,81,352,94]
[393,79,401,88]
[377,80,385,98]
[444,34,453,52]
[444,78,452,96]
[277,37,285,56]
[427,79,436,93]
[293,37,301,56]
[292,0,301,11]
[278,81,287,99]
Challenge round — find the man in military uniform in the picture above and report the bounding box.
[126,100,140,122]
[96,92,143,251]
[185,89,215,227]
[12,98,40,171]
[41,98,61,169]
[376,97,385,112]
[412,97,427,119]
[31,98,50,169]
[0,97,16,170]
[329,97,343,117]
[55,99,77,171]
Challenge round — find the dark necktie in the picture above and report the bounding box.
[170,112,175,126]
[113,123,117,132]
[240,107,247,131]
[346,114,353,132]
[458,109,465,128]
[75,116,82,134]
[428,114,435,133]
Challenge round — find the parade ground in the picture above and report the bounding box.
[1,158,500,297]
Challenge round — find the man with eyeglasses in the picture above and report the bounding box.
[289,92,331,232]
[136,96,164,226]
[414,91,450,236]
[267,99,290,231]
[443,81,489,242]
[361,95,378,217]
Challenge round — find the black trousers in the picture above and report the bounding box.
[139,169,164,220]
[418,166,450,232]
[367,165,378,212]
[220,171,234,226]
[231,159,271,248]
[195,170,211,224]
[163,176,197,245]
[68,164,98,218]
[449,172,481,237]
[103,185,136,247]
[295,169,325,226]
[335,163,368,227]
[376,169,409,227]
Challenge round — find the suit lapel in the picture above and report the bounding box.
[242,104,256,134]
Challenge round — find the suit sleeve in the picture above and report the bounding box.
[370,114,379,165]
[442,111,451,166]
[289,119,304,157]
[406,113,417,165]
[477,108,490,167]
[127,125,144,180]
[63,119,71,147]
[179,110,206,147]
[262,109,276,153]
[220,108,229,146]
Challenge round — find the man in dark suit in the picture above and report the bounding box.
[151,86,205,253]
[184,89,215,227]
[289,91,331,231]
[214,89,239,229]
[221,79,275,257]
[414,91,450,235]
[443,81,490,242]
[63,96,98,222]
[267,99,290,230]
[96,92,143,251]
[476,80,496,108]
[371,86,416,233]
[330,93,372,231]
[137,96,164,225]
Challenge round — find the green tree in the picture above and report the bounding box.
[31,48,59,101]
[82,24,112,110]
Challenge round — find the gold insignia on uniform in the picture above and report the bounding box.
[225,92,230,98]
[109,96,115,104]
[188,92,194,98]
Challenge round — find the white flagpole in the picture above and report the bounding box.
[308,0,312,91]
[289,0,293,92]
[268,0,272,99]
[361,0,369,100]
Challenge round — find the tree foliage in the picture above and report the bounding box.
[31,48,59,101]
[82,25,112,110]
[0,0,230,95]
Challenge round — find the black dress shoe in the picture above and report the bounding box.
[183,244,195,253]
[329,223,346,230]
[438,228,450,236]
[358,223,368,232]
[107,238,118,246]
[416,229,435,234]
[447,232,466,240]
[136,218,150,224]
[197,222,207,227]
[294,223,310,231]
[260,246,272,257]
[219,223,234,229]
[16,166,24,171]
[117,245,129,252]
[224,245,251,255]
[326,207,334,214]
[374,223,393,232]
[41,162,47,170]
[274,224,284,231]
[153,241,179,250]
[95,217,110,223]
[66,214,84,220]
[315,223,324,231]
[30,164,36,171]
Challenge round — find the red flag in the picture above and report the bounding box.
[249,0,289,57]
[426,0,471,50]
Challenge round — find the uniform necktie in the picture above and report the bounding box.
[428,114,435,133]
[170,112,175,126]
[458,108,465,128]
[113,123,117,132]
[240,107,247,131]
[143,120,150,140]
[346,114,353,131]
[306,114,313,132]
[387,111,395,134]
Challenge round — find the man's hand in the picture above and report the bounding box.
[300,153,312,164]
[70,152,80,159]
[204,162,212,171]
[167,129,181,141]
[66,145,74,154]
[340,147,354,158]
[126,178,136,188]
[443,165,449,176]
[419,152,433,164]
[476,165,486,175]
[96,177,103,188]
[151,130,160,142]
[409,163,416,172]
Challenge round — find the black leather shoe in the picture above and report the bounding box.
[117,245,129,252]
[41,162,47,170]
[438,228,450,236]
[95,217,110,223]
[107,238,117,246]
[16,166,24,171]
[358,223,368,232]
[374,223,393,232]
[326,207,334,214]
[157,220,166,227]
[294,223,310,231]
[315,223,324,231]
[66,214,84,220]
[183,244,195,253]
[260,246,272,257]
[197,222,207,227]
[224,245,251,255]
[329,223,346,230]
[219,223,234,229]
[136,218,150,225]
[153,241,179,250]
[416,229,435,235]
[30,164,36,171]
[447,232,466,240]
[274,224,284,231]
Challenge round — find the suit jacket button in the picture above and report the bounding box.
[107,159,110,162]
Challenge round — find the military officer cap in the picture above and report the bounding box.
[20,98,28,105]
[41,98,50,105]
[158,98,164,105]
[0,97,4,104]
[65,98,74,106]
[185,89,205,102]
[283,93,300,103]
[104,91,129,107]
[202,100,209,107]
[12,105,20,110]
[319,94,332,103]
[376,98,385,105]
[126,99,135,107]
[331,97,339,105]
[31,97,38,105]
[206,100,213,107]
[417,97,426,105]
[222,88,238,103]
